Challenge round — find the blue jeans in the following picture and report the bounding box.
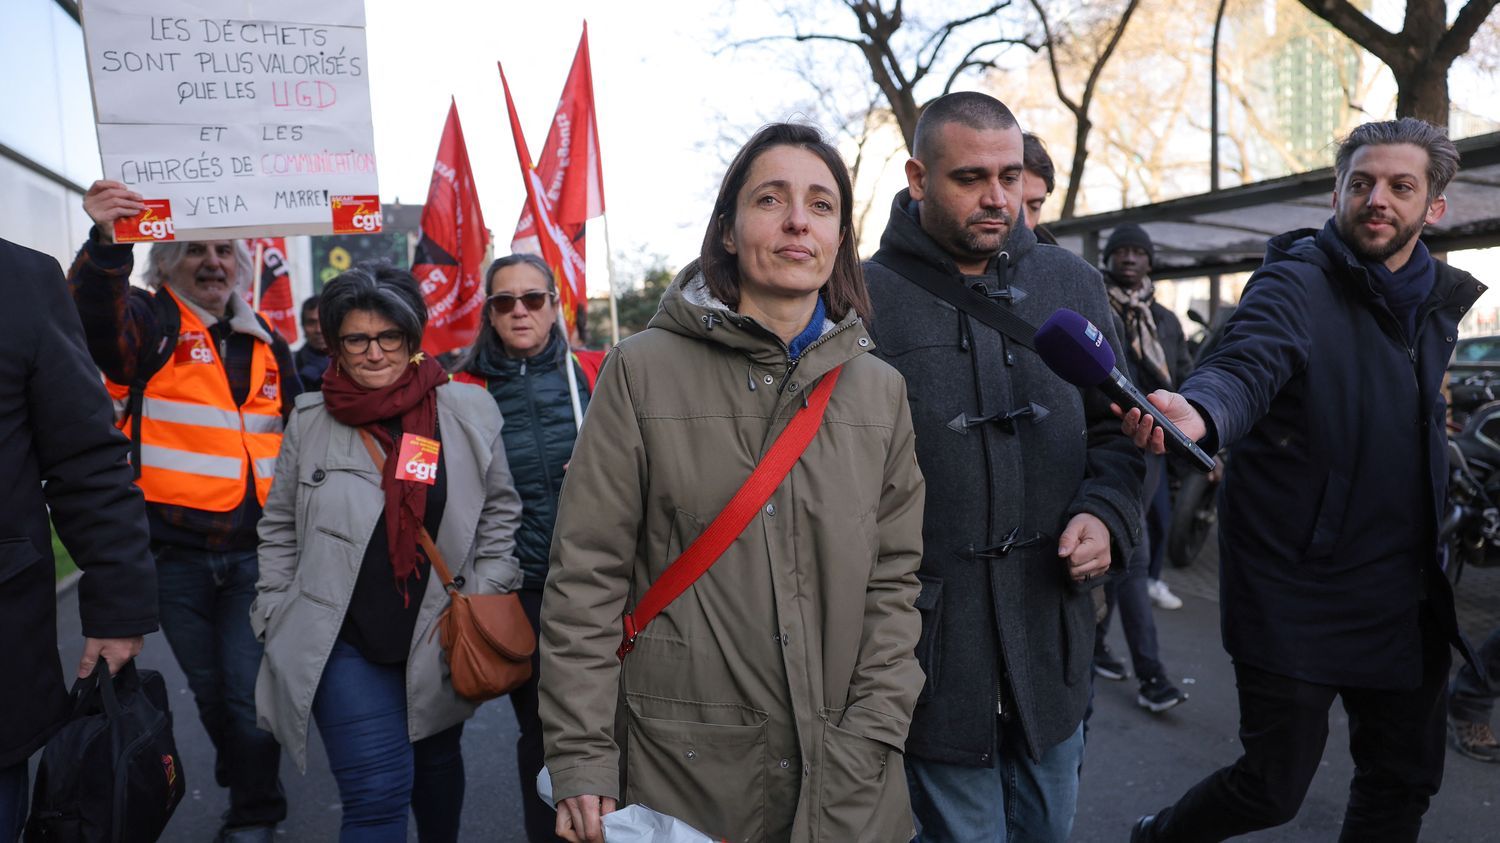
[313,640,465,843]
[0,760,26,842]
[908,723,1085,842]
[154,545,285,828]
[1450,626,1500,724]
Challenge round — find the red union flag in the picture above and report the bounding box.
[501,63,585,327]
[245,237,298,342]
[413,100,491,356]
[510,24,604,309]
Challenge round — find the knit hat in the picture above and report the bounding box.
[1104,223,1154,264]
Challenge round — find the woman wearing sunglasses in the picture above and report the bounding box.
[254,263,523,841]
[540,123,926,842]
[454,254,594,841]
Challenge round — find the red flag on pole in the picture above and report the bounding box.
[510,23,604,309]
[243,237,297,342]
[413,99,490,356]
[500,63,585,328]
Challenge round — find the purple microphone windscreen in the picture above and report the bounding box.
[1035,308,1116,387]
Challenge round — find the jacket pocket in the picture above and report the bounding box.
[814,707,894,841]
[0,537,42,586]
[913,575,943,703]
[632,509,703,660]
[1306,472,1351,560]
[623,694,767,841]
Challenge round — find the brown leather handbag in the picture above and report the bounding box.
[358,429,535,702]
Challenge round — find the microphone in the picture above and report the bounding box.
[1034,308,1216,473]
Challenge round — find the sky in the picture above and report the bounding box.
[362,0,828,289]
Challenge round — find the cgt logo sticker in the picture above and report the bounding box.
[114,200,176,243]
[331,195,382,234]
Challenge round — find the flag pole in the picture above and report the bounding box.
[556,304,584,431]
[251,241,264,311]
[602,216,621,345]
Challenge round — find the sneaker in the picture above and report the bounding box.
[1094,642,1130,681]
[1131,815,1157,842]
[1137,676,1187,713]
[1148,578,1183,610]
[1449,717,1500,762]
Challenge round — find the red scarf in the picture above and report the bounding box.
[322,355,449,606]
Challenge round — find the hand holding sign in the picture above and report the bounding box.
[83,180,146,243]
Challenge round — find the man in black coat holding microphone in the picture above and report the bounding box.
[1124,119,1486,842]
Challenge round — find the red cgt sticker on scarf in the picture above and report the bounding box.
[394,433,440,485]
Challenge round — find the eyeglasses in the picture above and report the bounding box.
[339,330,407,355]
[487,290,555,314]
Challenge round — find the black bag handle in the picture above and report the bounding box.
[870,251,1038,350]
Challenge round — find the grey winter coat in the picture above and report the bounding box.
[252,383,524,770]
[864,190,1145,765]
[540,266,927,842]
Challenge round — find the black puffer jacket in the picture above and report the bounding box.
[462,328,590,589]
[865,191,1144,766]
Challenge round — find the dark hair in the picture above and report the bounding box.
[699,122,870,320]
[300,294,320,321]
[912,92,1019,162]
[485,253,556,295]
[1334,118,1459,202]
[319,261,427,353]
[1022,132,1055,194]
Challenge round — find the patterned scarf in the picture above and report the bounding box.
[1106,276,1171,386]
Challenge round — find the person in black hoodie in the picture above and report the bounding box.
[864,92,1144,842]
[1125,119,1487,842]
[454,254,591,842]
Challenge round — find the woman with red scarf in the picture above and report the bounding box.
[252,264,523,842]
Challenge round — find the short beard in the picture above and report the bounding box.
[920,202,1011,267]
[1337,209,1426,266]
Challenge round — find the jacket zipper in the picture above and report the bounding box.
[519,361,555,494]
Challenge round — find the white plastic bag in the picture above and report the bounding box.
[537,767,720,842]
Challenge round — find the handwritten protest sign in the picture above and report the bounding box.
[81,0,380,240]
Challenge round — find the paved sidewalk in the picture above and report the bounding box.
[49,552,1497,841]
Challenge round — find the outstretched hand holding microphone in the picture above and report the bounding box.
[1034,308,1216,471]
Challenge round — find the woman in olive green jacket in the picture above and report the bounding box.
[540,124,926,843]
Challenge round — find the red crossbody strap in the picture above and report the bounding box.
[618,365,844,660]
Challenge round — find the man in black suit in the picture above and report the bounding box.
[0,237,158,837]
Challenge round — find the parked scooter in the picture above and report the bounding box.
[1441,399,1500,585]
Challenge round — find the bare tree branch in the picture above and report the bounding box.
[1296,0,1403,68]
[1436,0,1500,66]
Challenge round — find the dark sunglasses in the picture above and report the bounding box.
[487,290,555,314]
